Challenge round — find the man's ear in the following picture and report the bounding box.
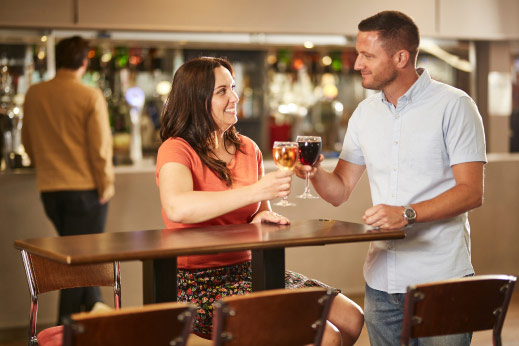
[393,50,410,68]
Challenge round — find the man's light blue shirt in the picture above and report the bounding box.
[340,68,487,293]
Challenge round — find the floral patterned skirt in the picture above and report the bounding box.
[177,260,338,336]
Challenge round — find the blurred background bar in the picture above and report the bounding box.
[0,0,518,168]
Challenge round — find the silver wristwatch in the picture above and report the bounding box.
[403,205,417,226]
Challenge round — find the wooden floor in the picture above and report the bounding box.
[2,292,518,346]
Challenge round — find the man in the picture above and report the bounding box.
[295,11,486,346]
[22,36,114,324]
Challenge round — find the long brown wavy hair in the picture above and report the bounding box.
[160,57,242,186]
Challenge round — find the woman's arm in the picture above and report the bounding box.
[159,162,293,224]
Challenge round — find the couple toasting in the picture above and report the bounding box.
[157,10,485,346]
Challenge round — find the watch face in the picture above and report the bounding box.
[405,208,416,219]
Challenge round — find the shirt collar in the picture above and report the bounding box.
[55,69,81,81]
[380,68,431,105]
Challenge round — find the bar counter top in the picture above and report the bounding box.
[3,152,519,176]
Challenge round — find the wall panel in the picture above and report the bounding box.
[76,0,436,36]
[2,0,518,40]
[0,0,74,28]
[439,0,519,39]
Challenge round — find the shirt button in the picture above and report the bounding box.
[395,114,400,119]
[394,140,398,145]
[391,194,395,198]
[388,245,394,250]
[393,167,397,172]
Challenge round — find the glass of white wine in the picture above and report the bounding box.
[272,141,298,206]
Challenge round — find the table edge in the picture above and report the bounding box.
[14,229,405,265]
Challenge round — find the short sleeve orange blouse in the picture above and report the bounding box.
[156,134,263,269]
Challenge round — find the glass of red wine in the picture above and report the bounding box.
[296,136,322,199]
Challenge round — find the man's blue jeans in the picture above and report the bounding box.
[364,283,472,346]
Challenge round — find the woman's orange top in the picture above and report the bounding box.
[156,135,263,269]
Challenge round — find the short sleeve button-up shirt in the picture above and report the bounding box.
[340,69,487,293]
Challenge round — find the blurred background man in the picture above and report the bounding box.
[22,36,114,324]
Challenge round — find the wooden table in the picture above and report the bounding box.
[14,219,405,304]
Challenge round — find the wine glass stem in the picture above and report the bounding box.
[305,171,311,193]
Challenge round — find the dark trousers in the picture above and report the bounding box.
[40,190,108,325]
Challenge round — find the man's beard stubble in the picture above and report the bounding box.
[362,69,398,91]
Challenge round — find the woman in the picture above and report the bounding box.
[156,57,363,345]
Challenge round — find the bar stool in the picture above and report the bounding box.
[212,287,335,346]
[62,302,196,346]
[401,274,516,346]
[19,250,121,346]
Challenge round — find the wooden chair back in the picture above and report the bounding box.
[63,302,196,346]
[212,287,334,346]
[400,274,516,346]
[20,250,121,345]
[28,252,115,293]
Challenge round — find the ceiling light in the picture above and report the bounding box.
[304,41,314,49]
[322,56,332,66]
[420,39,473,72]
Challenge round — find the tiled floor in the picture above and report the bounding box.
[2,292,518,345]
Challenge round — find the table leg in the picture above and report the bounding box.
[251,248,285,291]
[142,257,177,304]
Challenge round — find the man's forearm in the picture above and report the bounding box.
[311,168,351,207]
[312,159,366,207]
[412,184,483,223]
[413,162,484,223]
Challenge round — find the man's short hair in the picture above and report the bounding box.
[55,36,89,70]
[358,11,420,60]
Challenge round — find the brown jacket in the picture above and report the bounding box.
[22,69,114,201]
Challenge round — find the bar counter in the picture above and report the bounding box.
[1,154,518,329]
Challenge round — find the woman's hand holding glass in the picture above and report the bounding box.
[254,168,293,203]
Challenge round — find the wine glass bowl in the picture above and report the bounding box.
[296,136,322,199]
[272,141,298,207]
